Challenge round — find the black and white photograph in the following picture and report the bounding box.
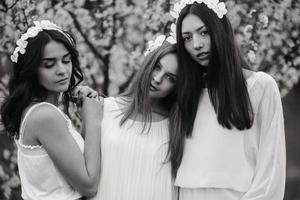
[0,0,299,199]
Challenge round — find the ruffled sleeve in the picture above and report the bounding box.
[241,73,286,199]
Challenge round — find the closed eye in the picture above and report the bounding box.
[42,60,55,68]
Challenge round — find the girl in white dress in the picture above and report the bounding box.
[91,41,178,200]
[1,20,102,200]
[167,1,286,200]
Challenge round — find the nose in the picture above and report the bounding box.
[56,61,68,75]
[193,34,204,50]
[153,71,163,84]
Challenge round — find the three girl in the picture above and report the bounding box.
[2,1,286,198]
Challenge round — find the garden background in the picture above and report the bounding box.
[0,0,299,199]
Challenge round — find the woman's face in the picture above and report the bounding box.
[181,14,211,66]
[37,40,72,97]
[149,53,178,99]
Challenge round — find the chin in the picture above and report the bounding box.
[198,61,209,66]
[58,86,69,92]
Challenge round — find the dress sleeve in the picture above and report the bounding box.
[241,74,286,200]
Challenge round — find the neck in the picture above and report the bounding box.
[150,98,168,117]
[45,92,62,106]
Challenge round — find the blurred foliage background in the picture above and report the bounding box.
[0,0,299,199]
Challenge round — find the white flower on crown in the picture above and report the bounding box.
[34,20,62,31]
[170,0,227,21]
[10,20,63,63]
[166,23,177,44]
[215,2,227,18]
[144,35,166,56]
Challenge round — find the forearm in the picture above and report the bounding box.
[82,118,101,194]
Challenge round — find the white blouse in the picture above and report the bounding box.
[91,97,177,200]
[175,71,286,200]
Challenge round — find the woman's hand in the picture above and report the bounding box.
[74,85,99,101]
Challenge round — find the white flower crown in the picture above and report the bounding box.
[10,20,72,63]
[143,33,176,56]
[170,0,227,20]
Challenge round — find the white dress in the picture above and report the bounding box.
[16,102,84,200]
[91,97,177,200]
[175,71,286,200]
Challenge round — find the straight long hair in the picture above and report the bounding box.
[119,42,177,134]
[1,29,83,138]
[168,2,254,176]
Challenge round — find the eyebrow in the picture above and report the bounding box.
[182,25,206,35]
[167,72,177,78]
[42,52,70,61]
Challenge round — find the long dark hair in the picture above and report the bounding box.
[120,41,177,133]
[168,2,254,176]
[1,29,83,138]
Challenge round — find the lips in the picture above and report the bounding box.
[196,52,210,60]
[150,83,158,91]
[56,77,69,84]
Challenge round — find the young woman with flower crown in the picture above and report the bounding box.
[90,39,179,200]
[1,20,102,199]
[166,1,286,200]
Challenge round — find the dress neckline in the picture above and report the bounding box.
[112,97,169,124]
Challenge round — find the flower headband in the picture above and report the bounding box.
[170,0,227,20]
[10,20,73,63]
[143,33,176,56]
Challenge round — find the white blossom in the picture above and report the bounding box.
[144,35,166,56]
[247,50,256,63]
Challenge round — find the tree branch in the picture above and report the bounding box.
[108,0,117,47]
[0,0,19,12]
[68,10,110,95]
[68,10,107,72]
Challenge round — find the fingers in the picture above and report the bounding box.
[87,91,98,99]
[75,85,99,100]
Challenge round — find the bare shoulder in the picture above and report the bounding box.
[27,103,63,121]
[24,103,67,136]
